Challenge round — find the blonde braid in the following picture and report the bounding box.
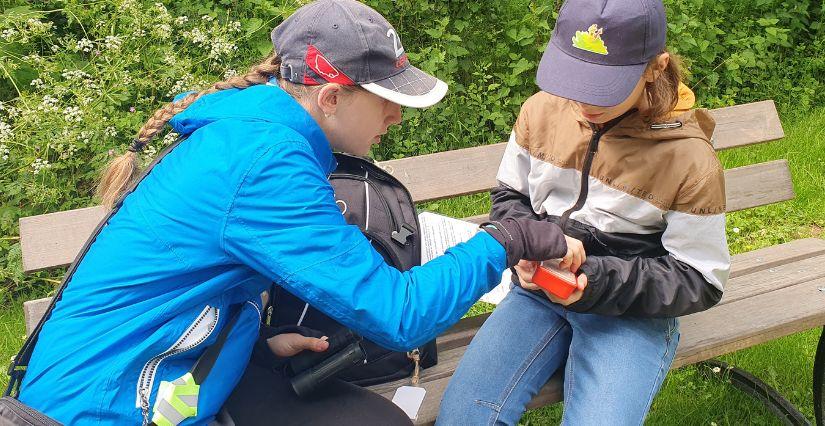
[97,53,282,209]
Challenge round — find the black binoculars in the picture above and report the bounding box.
[288,329,367,398]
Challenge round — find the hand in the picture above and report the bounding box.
[543,273,588,306]
[559,236,586,273]
[267,333,330,357]
[513,259,589,306]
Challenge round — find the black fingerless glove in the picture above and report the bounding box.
[481,217,568,268]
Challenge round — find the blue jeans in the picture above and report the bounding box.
[438,286,680,426]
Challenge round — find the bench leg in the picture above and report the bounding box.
[814,327,825,426]
[700,359,810,425]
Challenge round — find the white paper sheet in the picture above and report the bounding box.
[418,212,511,304]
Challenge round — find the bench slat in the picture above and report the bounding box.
[17,161,794,274]
[380,100,784,203]
[675,274,825,367]
[19,206,107,273]
[464,159,794,224]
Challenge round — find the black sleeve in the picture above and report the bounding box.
[490,183,541,221]
[566,255,723,317]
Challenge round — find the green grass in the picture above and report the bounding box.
[0,108,822,423]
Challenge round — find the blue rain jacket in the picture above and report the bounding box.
[18,83,506,424]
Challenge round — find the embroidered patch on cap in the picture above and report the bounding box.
[572,24,608,55]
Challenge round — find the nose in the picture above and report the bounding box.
[386,102,403,126]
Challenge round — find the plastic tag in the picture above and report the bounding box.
[392,385,426,420]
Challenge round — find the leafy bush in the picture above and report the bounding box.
[0,0,823,302]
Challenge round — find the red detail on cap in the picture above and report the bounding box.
[395,54,409,69]
[305,44,355,85]
[303,75,320,85]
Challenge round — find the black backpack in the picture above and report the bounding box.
[268,152,437,386]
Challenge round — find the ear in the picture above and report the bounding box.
[644,52,671,83]
[316,84,343,116]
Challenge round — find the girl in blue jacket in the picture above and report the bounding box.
[16,1,579,425]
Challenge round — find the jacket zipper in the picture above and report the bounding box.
[135,305,220,424]
[559,110,638,233]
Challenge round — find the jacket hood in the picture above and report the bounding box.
[587,83,716,145]
[167,83,335,171]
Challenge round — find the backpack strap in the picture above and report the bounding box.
[5,136,188,398]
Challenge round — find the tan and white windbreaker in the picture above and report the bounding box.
[493,87,730,317]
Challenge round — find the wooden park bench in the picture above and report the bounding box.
[17,100,825,424]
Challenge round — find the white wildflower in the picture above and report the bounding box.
[228,21,242,33]
[50,45,60,52]
[153,23,172,39]
[174,16,189,26]
[31,158,51,175]
[732,227,740,234]
[163,53,176,65]
[0,121,12,142]
[59,143,79,160]
[143,144,158,158]
[39,95,59,112]
[201,15,215,22]
[223,69,238,79]
[63,106,83,123]
[23,54,44,65]
[30,78,45,89]
[0,144,9,161]
[103,35,123,51]
[711,366,721,374]
[184,28,208,45]
[162,132,179,146]
[61,69,92,81]
[1,29,16,41]
[104,126,118,138]
[74,38,94,53]
[209,40,238,59]
[26,18,53,35]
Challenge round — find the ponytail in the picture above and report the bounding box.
[645,50,683,124]
[97,53,282,208]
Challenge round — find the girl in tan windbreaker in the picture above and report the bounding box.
[438,0,730,424]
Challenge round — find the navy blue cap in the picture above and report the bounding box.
[536,0,667,107]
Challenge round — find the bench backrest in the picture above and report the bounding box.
[19,99,789,275]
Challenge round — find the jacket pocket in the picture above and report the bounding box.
[134,305,220,424]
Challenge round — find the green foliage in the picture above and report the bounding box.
[0,0,823,301]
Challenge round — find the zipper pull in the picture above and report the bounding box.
[265,305,273,326]
[139,388,150,426]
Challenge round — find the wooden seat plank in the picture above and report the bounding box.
[675,275,825,367]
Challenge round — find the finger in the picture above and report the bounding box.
[571,251,582,273]
[559,252,572,270]
[577,274,588,291]
[296,336,329,353]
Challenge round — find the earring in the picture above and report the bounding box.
[325,113,335,119]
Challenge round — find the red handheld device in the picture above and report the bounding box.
[531,263,578,300]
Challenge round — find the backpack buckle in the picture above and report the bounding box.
[391,224,415,245]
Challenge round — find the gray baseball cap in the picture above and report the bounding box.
[271,0,448,108]
[536,0,667,107]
